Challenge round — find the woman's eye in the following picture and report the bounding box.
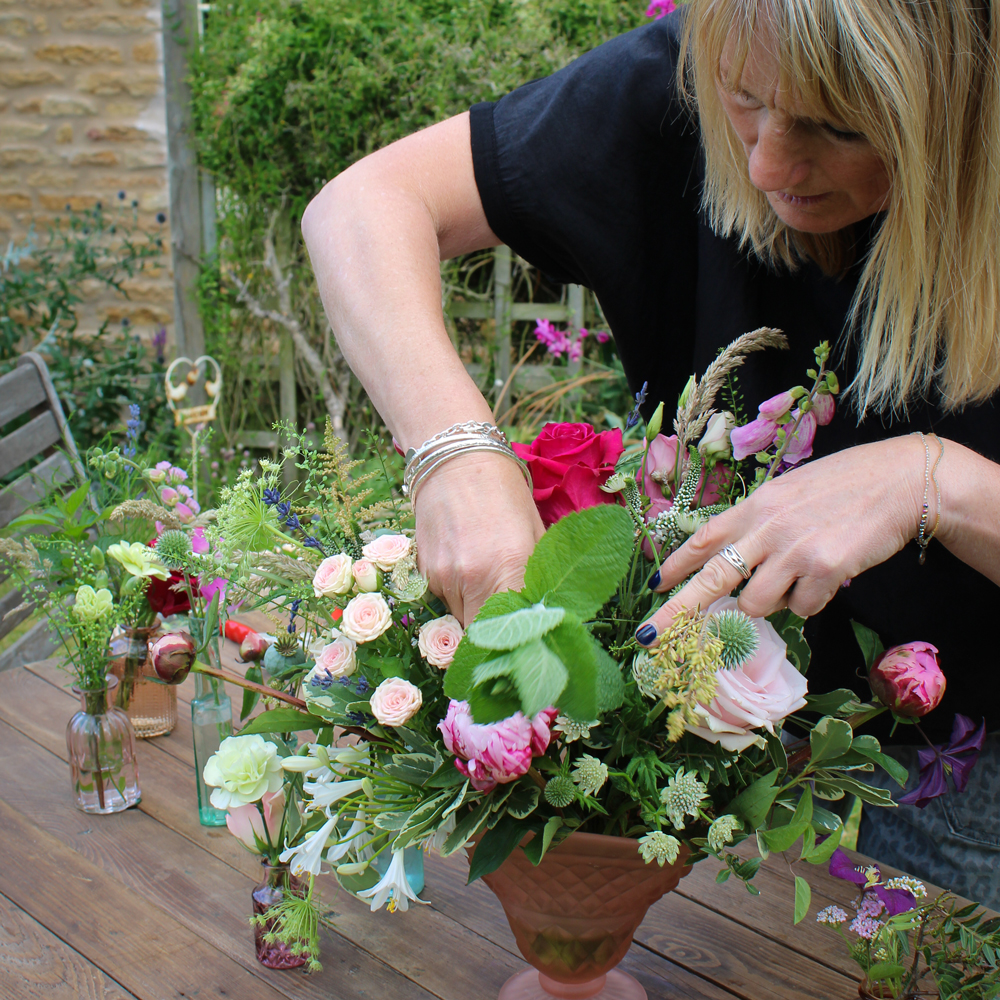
[822,123,864,141]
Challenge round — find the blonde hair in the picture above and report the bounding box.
[681,0,1000,413]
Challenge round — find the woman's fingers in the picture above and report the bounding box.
[652,503,751,593]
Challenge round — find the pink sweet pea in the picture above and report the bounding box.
[438,700,557,792]
[226,790,285,853]
[199,577,228,607]
[645,0,675,17]
[191,527,210,555]
[174,502,196,524]
[869,642,946,717]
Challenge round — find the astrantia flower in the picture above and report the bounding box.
[638,831,681,866]
[707,814,742,853]
[571,754,608,796]
[553,716,598,743]
[660,768,708,831]
[816,905,848,926]
[357,850,427,913]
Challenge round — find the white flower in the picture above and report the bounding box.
[312,553,354,597]
[697,411,736,459]
[553,716,599,743]
[357,850,428,913]
[660,768,708,831]
[326,809,370,864]
[202,734,284,809]
[340,592,393,643]
[72,584,114,622]
[707,814,742,853]
[417,614,465,669]
[351,559,380,592]
[883,876,927,898]
[369,677,423,727]
[420,813,456,855]
[303,777,366,810]
[361,534,411,570]
[638,831,681,866]
[571,754,608,797]
[817,905,848,925]
[279,811,338,877]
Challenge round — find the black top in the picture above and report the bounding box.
[469,12,1000,742]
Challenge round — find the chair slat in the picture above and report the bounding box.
[0,411,62,480]
[0,364,46,429]
[0,450,75,529]
[0,587,32,642]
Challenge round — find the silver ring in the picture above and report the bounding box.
[717,544,752,581]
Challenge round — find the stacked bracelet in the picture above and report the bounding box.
[911,431,944,565]
[402,421,532,502]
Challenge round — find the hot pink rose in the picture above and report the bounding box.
[869,642,945,717]
[686,597,808,751]
[369,677,423,726]
[418,614,465,669]
[438,700,557,792]
[512,423,624,527]
[226,790,284,852]
[361,534,411,570]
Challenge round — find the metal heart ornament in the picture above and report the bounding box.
[164,355,222,427]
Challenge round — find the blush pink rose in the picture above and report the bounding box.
[512,422,624,527]
[307,632,358,682]
[438,700,557,792]
[362,534,411,570]
[312,553,354,597]
[869,641,945,717]
[417,614,465,669]
[340,592,392,643]
[352,558,379,592]
[369,677,423,727]
[226,790,284,852]
[686,597,809,752]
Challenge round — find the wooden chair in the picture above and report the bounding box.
[0,351,88,672]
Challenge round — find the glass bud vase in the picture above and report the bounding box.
[66,675,141,814]
[189,616,232,826]
[251,862,309,969]
[108,625,177,738]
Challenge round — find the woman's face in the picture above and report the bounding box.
[717,27,891,234]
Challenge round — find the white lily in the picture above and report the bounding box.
[356,850,428,913]
[326,808,369,863]
[304,777,366,809]
[420,813,456,855]
[279,811,338,877]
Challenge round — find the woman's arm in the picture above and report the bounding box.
[301,112,544,623]
[639,435,1000,644]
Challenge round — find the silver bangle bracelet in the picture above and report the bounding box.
[402,421,532,501]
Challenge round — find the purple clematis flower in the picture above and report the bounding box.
[829,849,916,916]
[898,714,986,809]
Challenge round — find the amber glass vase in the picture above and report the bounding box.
[473,832,690,1000]
[251,862,309,970]
[108,625,177,738]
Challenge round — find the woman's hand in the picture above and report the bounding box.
[413,452,545,625]
[636,436,927,646]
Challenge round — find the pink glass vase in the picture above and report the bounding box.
[251,862,309,970]
[474,831,690,1000]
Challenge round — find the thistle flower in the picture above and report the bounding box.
[544,775,576,807]
[155,529,193,569]
[638,831,681,866]
[707,814,742,853]
[660,768,708,830]
[706,609,760,669]
[571,754,608,796]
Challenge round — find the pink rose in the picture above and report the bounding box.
[369,677,423,727]
[312,553,354,598]
[361,534,411,570]
[438,700,556,792]
[226,790,284,852]
[307,633,358,681]
[351,559,380,592]
[339,592,392,643]
[417,614,465,669]
[512,422,624,527]
[686,597,808,751]
[869,642,945,717]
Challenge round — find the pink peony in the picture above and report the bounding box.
[149,631,196,684]
[687,597,808,751]
[869,642,945,717]
[438,700,557,792]
[369,677,423,727]
[361,534,411,570]
[417,614,465,669]
[226,790,284,852]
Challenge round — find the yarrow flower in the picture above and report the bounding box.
[816,905,848,926]
[571,754,608,796]
[660,768,708,831]
[638,831,681,866]
[553,716,598,743]
[707,814,742,853]
[850,911,885,941]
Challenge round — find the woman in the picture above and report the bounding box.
[302,0,1000,904]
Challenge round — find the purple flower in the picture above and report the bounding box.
[730,416,779,460]
[262,488,282,506]
[303,536,325,552]
[757,390,796,421]
[898,715,986,808]
[625,381,649,430]
[781,410,817,465]
[284,514,301,531]
[275,501,291,519]
[829,849,916,916]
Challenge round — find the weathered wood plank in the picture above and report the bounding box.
[0,362,46,429]
[0,587,31,640]
[0,889,139,1000]
[0,619,61,675]
[0,411,61,480]
[0,450,76,527]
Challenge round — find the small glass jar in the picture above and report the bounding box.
[66,675,141,814]
[108,625,177,738]
[251,862,309,969]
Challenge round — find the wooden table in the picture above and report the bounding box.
[0,649,894,1000]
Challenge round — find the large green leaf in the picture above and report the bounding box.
[728,771,780,829]
[383,753,441,786]
[809,716,854,766]
[523,816,564,866]
[467,814,529,883]
[541,617,598,721]
[823,774,897,807]
[441,797,492,857]
[467,604,565,650]
[467,639,568,719]
[793,876,812,925]
[805,688,866,717]
[852,736,909,788]
[594,643,626,714]
[850,620,884,671]
[237,708,327,735]
[522,505,634,619]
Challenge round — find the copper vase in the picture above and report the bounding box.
[108,625,177,738]
[475,831,690,1000]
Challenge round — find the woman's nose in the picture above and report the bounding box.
[746,116,812,193]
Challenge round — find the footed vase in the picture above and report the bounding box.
[474,831,690,1000]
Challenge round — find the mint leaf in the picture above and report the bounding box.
[541,617,597,721]
[594,644,626,714]
[728,771,780,828]
[467,604,565,650]
[522,505,633,619]
[509,639,569,718]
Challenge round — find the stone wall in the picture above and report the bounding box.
[0,0,173,344]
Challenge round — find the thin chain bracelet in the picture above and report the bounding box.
[911,431,944,565]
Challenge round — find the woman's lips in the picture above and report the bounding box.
[774,190,830,207]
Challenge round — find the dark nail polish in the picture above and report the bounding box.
[647,570,661,591]
[635,623,657,646]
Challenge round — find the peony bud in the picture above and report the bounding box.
[150,631,196,685]
[239,631,270,663]
[869,641,945,717]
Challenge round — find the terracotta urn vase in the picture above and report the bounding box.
[474,831,690,1000]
